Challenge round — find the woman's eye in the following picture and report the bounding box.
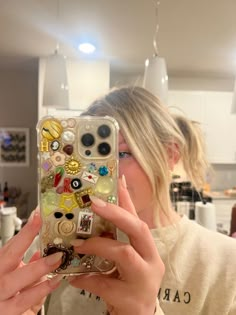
[119,152,131,159]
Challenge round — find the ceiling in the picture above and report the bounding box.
[1,0,236,79]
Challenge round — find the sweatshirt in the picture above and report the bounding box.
[26,215,236,315]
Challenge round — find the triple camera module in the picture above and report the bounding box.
[81,124,111,156]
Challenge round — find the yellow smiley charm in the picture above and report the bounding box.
[65,157,82,175]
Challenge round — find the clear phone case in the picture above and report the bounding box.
[36,115,119,276]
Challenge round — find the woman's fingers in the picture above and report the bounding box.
[0,275,62,315]
[0,252,63,301]
[118,175,137,216]
[90,196,159,261]
[0,207,65,315]
[0,208,42,275]
[29,250,41,263]
[71,237,144,281]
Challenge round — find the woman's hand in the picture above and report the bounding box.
[69,177,165,315]
[0,208,63,315]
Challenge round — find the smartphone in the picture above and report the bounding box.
[37,115,119,276]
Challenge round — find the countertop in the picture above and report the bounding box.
[203,191,236,201]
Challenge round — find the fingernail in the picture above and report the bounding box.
[28,207,40,224]
[45,252,63,266]
[121,174,127,189]
[70,239,85,247]
[90,195,106,207]
[50,274,64,287]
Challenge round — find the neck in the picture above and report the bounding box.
[138,207,181,229]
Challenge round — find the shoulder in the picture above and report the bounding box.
[183,218,236,264]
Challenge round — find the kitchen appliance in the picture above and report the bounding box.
[0,206,22,246]
[170,181,212,219]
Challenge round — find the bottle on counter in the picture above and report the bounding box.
[3,181,9,203]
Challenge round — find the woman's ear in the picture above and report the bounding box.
[167,142,180,171]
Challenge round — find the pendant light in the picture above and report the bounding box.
[42,46,69,108]
[143,0,168,104]
[42,0,69,108]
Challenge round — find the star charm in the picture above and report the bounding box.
[59,193,78,212]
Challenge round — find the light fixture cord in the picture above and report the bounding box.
[153,0,161,57]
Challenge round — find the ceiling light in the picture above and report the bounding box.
[42,47,69,108]
[78,43,96,54]
[42,0,69,108]
[143,0,168,104]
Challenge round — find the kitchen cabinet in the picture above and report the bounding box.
[168,90,205,124]
[204,91,236,163]
[168,90,236,164]
[213,198,236,234]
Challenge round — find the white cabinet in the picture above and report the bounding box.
[168,90,236,164]
[168,90,205,124]
[204,91,236,163]
[213,198,236,234]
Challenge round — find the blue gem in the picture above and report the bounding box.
[98,166,109,176]
[71,257,80,267]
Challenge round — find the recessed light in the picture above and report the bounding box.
[78,43,96,54]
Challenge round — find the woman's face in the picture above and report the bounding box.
[118,132,154,223]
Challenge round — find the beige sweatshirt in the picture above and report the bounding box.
[26,216,236,315]
[151,215,236,315]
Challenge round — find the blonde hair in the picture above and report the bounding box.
[173,114,211,191]
[82,86,185,225]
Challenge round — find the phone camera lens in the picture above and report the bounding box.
[98,142,111,155]
[97,125,111,138]
[85,149,91,156]
[81,133,94,147]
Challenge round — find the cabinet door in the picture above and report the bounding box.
[204,91,236,163]
[168,90,205,124]
[213,199,236,234]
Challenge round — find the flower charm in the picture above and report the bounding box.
[88,163,97,173]
[51,152,66,166]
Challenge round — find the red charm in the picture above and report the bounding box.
[54,166,64,187]
[63,178,73,193]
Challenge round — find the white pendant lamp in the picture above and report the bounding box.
[231,79,236,114]
[143,0,168,104]
[42,0,69,109]
[42,48,69,108]
[143,56,168,104]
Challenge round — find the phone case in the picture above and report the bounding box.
[37,115,119,276]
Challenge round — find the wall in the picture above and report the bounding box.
[0,69,38,217]
[210,164,236,191]
[111,71,235,92]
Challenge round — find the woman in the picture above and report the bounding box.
[0,86,235,315]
